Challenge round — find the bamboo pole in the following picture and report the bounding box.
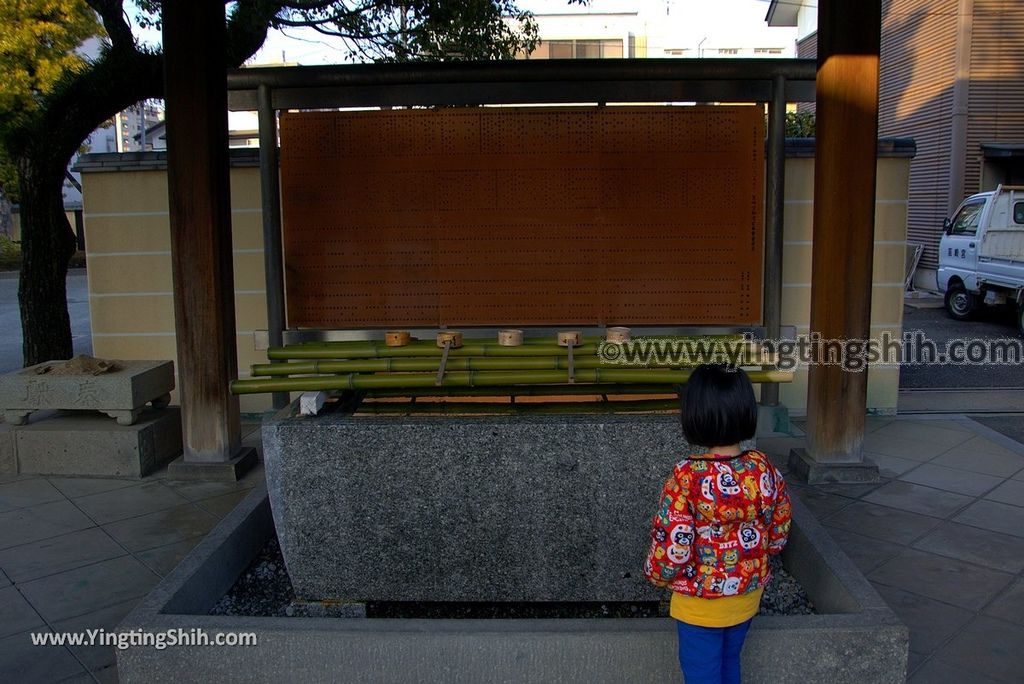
[267,338,756,360]
[357,399,682,415]
[362,384,672,397]
[230,368,793,394]
[250,353,774,376]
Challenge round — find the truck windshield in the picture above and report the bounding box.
[951,201,984,235]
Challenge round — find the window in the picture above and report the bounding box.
[534,39,623,59]
[718,48,738,55]
[576,40,602,59]
[754,48,783,54]
[951,201,984,236]
[1014,201,1024,225]
[547,40,573,59]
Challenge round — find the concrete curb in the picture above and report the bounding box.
[116,481,908,683]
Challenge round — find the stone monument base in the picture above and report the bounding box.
[11,408,182,478]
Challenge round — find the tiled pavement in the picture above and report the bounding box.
[0,417,1022,682]
[761,416,1024,684]
[0,424,263,683]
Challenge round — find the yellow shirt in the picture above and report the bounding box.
[670,587,764,628]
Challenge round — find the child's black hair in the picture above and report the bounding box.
[679,364,758,447]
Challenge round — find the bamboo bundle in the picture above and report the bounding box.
[250,353,774,376]
[230,368,793,395]
[357,399,682,415]
[267,337,755,360]
[361,384,672,397]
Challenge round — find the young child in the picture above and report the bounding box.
[644,364,792,684]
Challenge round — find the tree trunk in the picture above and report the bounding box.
[0,195,12,238]
[17,153,76,366]
[6,2,275,368]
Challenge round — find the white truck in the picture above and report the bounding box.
[938,185,1024,335]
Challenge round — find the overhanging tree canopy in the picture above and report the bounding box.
[1,0,570,366]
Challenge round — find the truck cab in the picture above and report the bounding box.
[938,185,1024,335]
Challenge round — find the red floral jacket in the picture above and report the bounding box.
[643,449,792,598]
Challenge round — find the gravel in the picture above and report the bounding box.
[211,539,294,617]
[212,538,815,618]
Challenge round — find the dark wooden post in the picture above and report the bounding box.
[789,0,882,483]
[163,1,256,480]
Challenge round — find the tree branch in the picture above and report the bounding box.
[85,0,135,50]
[226,0,285,66]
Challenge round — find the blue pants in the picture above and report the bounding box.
[675,618,753,684]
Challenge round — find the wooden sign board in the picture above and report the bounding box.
[280,106,764,328]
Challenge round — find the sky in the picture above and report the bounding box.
[121,1,797,63]
[180,0,800,66]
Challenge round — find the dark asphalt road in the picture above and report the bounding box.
[971,416,1024,444]
[899,304,1024,389]
[0,271,92,374]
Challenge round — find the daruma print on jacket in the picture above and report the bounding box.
[643,449,792,598]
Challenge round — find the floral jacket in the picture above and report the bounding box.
[643,449,792,598]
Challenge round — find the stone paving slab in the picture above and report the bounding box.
[17,555,159,623]
[822,526,905,575]
[46,476,138,499]
[814,480,888,498]
[195,489,252,518]
[787,486,855,518]
[862,432,954,461]
[868,548,1015,610]
[983,478,1024,505]
[982,578,1024,626]
[912,520,1024,573]
[0,629,86,682]
[52,598,138,672]
[871,420,976,447]
[865,452,921,478]
[863,480,975,518]
[0,478,65,511]
[871,583,975,655]
[0,585,46,638]
[0,500,95,549]
[72,481,190,525]
[823,501,942,545]
[935,615,1024,683]
[909,658,1004,684]
[931,436,1024,477]
[101,502,218,553]
[135,537,205,577]
[0,527,126,583]
[954,499,1024,538]
[898,462,1005,497]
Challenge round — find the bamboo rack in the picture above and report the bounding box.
[230,368,792,394]
[249,353,774,376]
[266,336,752,360]
[232,333,789,403]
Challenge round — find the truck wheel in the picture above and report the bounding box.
[945,283,977,321]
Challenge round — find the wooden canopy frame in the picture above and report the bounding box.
[161,0,880,483]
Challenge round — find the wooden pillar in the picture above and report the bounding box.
[789,0,882,483]
[163,1,255,479]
